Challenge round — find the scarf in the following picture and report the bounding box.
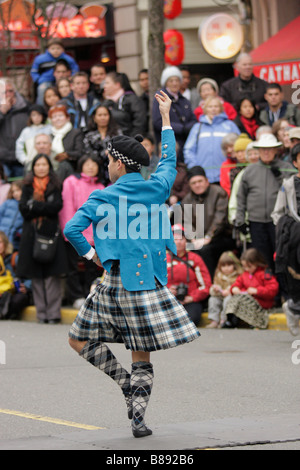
[51,121,73,155]
[240,115,259,139]
[33,176,49,202]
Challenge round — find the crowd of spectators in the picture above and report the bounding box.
[0,41,300,334]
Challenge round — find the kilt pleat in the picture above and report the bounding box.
[69,264,200,351]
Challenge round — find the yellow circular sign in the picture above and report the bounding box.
[199,13,244,59]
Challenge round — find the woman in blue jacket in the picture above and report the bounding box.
[183,96,240,183]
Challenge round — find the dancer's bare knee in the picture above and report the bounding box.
[69,337,87,353]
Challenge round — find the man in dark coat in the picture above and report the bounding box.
[0,78,30,177]
[219,53,268,111]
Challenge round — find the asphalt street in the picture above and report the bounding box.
[0,320,299,451]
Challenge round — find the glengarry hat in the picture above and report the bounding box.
[107,134,150,171]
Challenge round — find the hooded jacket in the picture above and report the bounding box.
[30,50,79,85]
[183,112,240,183]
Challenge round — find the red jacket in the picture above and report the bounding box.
[167,251,211,303]
[230,267,279,309]
[194,100,237,121]
[220,157,237,197]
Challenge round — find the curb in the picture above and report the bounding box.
[20,306,288,330]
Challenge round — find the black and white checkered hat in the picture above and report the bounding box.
[107,134,150,171]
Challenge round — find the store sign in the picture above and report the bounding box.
[0,0,108,49]
[199,13,243,60]
[253,61,300,85]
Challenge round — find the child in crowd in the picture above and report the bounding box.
[223,248,279,329]
[59,154,105,309]
[15,104,51,167]
[31,38,79,105]
[43,86,61,112]
[57,78,71,99]
[207,251,243,328]
[0,180,23,251]
[0,231,31,320]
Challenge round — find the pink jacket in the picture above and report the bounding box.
[59,173,105,245]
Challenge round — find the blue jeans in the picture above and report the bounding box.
[36,81,53,105]
[2,163,24,179]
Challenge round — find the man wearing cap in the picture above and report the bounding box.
[181,165,235,278]
[152,66,197,161]
[64,91,200,438]
[235,133,296,272]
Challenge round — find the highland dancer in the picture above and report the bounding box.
[64,91,200,438]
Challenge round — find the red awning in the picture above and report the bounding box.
[250,16,300,85]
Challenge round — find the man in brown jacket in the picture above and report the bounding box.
[181,166,235,278]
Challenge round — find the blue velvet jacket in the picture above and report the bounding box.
[64,129,177,291]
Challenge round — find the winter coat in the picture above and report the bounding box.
[167,251,211,303]
[259,101,300,127]
[16,180,67,279]
[0,93,30,164]
[152,88,197,158]
[30,50,79,85]
[210,269,241,297]
[0,199,23,248]
[220,157,237,197]
[272,174,300,225]
[105,92,148,137]
[59,173,105,245]
[15,124,52,165]
[51,127,84,168]
[181,184,232,240]
[219,74,268,110]
[194,99,237,121]
[236,159,296,225]
[61,92,100,132]
[183,112,240,183]
[230,267,279,309]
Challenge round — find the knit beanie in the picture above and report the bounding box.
[233,133,253,152]
[196,78,219,95]
[160,66,182,87]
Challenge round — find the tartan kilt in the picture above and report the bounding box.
[69,263,200,352]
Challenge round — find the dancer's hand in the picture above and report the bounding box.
[155,90,171,127]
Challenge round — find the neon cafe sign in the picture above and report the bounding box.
[0,1,108,45]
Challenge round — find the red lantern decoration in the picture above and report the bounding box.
[164,0,182,20]
[164,29,184,66]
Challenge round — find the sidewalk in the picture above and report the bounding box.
[20,305,289,330]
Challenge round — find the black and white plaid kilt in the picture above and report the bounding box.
[69,264,200,352]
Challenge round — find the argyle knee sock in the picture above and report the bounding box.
[79,341,132,418]
[130,361,154,437]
